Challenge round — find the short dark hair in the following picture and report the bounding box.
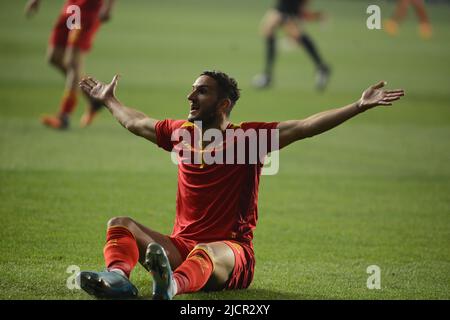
[201,70,240,106]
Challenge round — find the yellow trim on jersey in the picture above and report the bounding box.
[187,247,216,273]
[229,122,242,129]
[181,121,194,128]
[176,121,245,168]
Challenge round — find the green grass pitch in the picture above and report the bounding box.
[0,0,449,299]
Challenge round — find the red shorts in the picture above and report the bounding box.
[49,3,101,52]
[169,236,255,290]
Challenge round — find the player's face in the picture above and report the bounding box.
[187,75,222,124]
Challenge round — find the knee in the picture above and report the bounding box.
[262,26,276,38]
[192,243,230,290]
[107,216,135,228]
[192,243,215,260]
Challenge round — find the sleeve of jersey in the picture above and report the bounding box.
[241,121,280,154]
[154,119,184,152]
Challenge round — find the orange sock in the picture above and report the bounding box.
[59,90,77,115]
[103,226,139,278]
[172,248,214,294]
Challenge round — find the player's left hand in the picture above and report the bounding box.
[357,81,405,111]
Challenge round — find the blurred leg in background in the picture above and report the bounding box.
[40,1,106,130]
[385,0,432,39]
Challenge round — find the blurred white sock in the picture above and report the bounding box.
[110,268,126,278]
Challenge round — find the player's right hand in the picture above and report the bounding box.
[79,75,120,105]
[25,0,40,18]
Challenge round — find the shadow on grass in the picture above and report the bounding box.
[76,286,333,300]
[137,288,318,300]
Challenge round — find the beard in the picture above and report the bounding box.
[187,101,219,127]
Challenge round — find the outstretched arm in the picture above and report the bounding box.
[79,75,159,143]
[278,81,405,149]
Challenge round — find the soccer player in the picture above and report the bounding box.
[384,0,433,39]
[77,71,404,299]
[25,0,116,129]
[253,0,330,90]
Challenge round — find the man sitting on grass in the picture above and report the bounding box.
[77,71,404,299]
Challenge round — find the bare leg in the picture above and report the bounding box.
[392,0,411,23]
[64,46,84,95]
[41,46,83,129]
[78,215,180,299]
[411,0,430,23]
[145,240,236,298]
[386,0,432,38]
[160,240,235,299]
[60,47,104,127]
[43,46,104,129]
[254,9,283,88]
[195,242,236,291]
[107,216,184,270]
[283,18,329,90]
[47,45,67,75]
[385,0,411,36]
[411,0,432,38]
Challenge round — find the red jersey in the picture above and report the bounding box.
[66,0,103,12]
[155,120,279,248]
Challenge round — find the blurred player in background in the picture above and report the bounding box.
[253,0,330,91]
[384,0,433,39]
[25,0,116,129]
[76,71,403,299]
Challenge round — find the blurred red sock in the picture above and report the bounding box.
[59,90,77,116]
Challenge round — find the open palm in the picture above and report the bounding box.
[358,81,405,110]
[79,75,119,103]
